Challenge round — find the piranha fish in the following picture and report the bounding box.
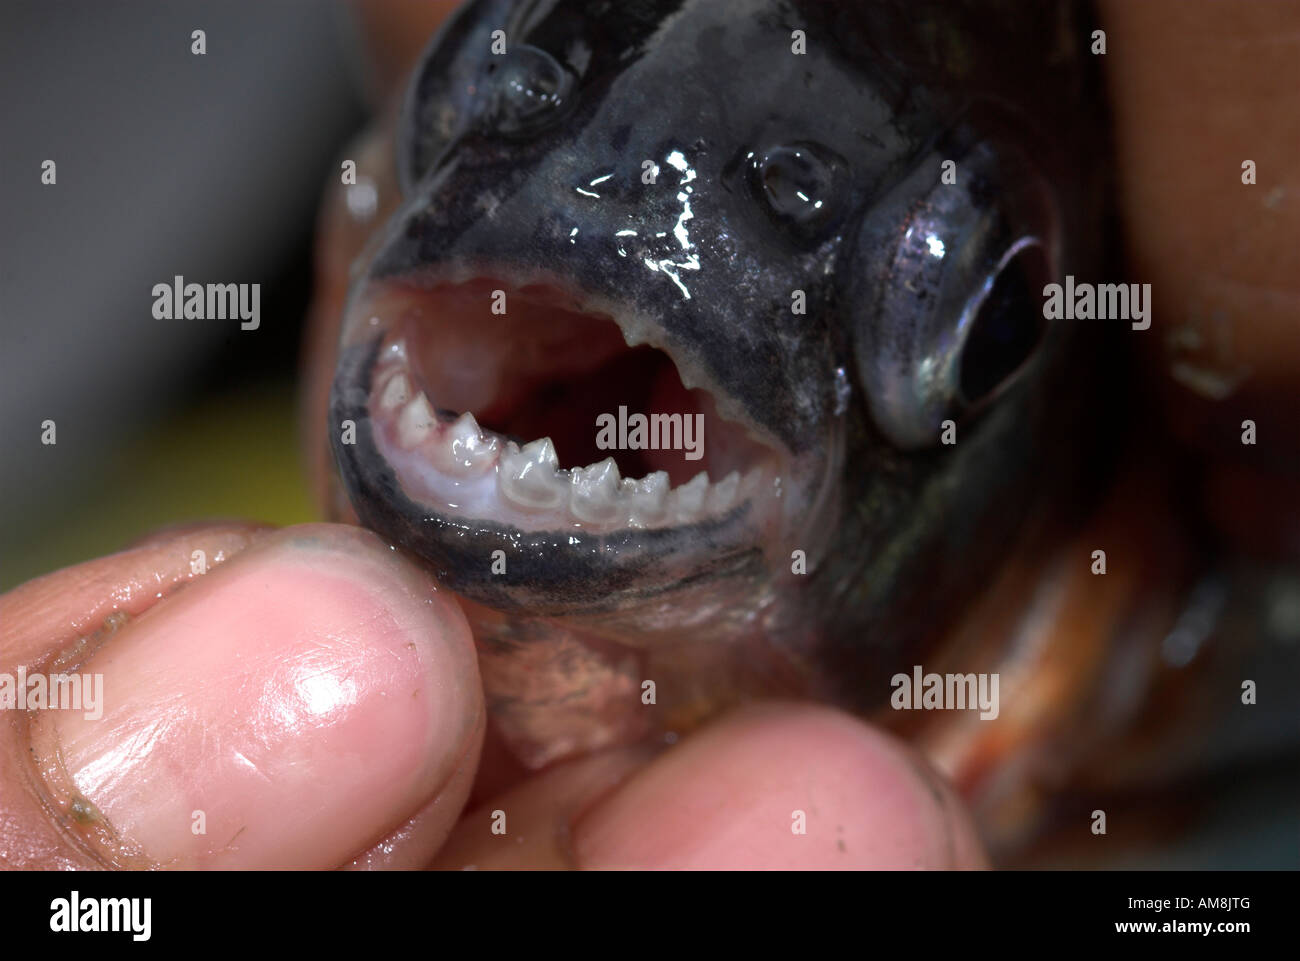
[323,0,1120,818]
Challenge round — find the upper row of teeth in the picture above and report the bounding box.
[373,358,761,528]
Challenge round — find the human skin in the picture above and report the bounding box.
[1,1,1294,870]
[0,524,984,869]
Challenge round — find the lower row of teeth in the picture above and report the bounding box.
[370,345,768,529]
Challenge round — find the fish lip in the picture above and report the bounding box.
[329,333,774,615]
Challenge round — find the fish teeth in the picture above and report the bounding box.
[569,458,622,524]
[435,411,499,475]
[617,317,648,348]
[447,410,480,444]
[522,437,559,468]
[707,471,741,513]
[739,465,766,503]
[625,471,670,527]
[499,438,566,510]
[377,371,411,412]
[671,472,710,522]
[397,392,437,448]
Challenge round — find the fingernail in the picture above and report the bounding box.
[30,524,481,869]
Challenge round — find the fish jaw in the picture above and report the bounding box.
[328,265,844,630]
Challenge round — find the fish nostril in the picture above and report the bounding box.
[486,45,575,137]
[750,141,848,237]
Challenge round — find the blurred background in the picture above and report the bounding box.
[0,0,371,588]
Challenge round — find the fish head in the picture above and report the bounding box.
[328,0,1109,708]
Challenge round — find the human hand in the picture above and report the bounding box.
[0,523,985,869]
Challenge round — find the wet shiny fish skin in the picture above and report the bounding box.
[326,0,1115,768]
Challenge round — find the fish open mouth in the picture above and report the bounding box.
[351,275,790,536]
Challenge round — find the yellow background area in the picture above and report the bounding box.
[4,386,315,591]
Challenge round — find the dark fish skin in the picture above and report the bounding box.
[329,0,1117,760]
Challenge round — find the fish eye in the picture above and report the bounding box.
[750,142,846,238]
[957,238,1049,408]
[848,138,1058,449]
[484,46,574,137]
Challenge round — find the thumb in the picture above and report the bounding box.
[0,523,483,869]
